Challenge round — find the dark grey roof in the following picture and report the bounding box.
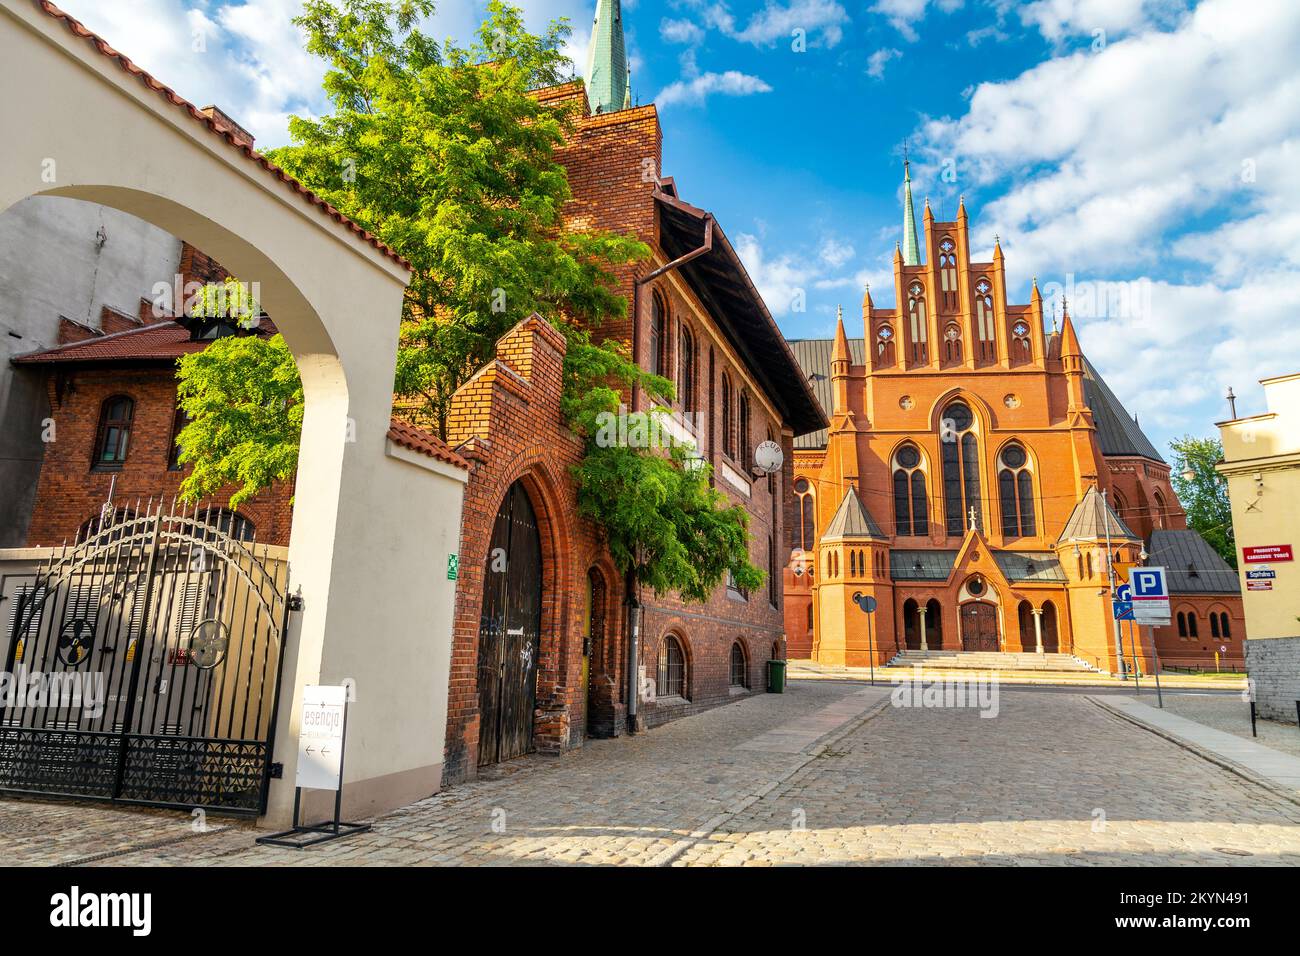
[1082,357,1165,463]
[786,337,1165,463]
[994,551,1068,583]
[822,486,887,540]
[788,337,866,449]
[1147,529,1241,595]
[891,550,958,581]
[1059,487,1142,543]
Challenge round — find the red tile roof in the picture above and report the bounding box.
[34,1,411,272]
[13,321,202,364]
[386,418,470,470]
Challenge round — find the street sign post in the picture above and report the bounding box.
[257,685,372,849]
[1130,567,1171,626]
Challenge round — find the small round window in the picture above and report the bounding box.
[896,446,920,469]
[946,401,974,431]
[967,576,986,597]
[1001,445,1027,469]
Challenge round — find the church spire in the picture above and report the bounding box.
[901,156,921,266]
[585,0,628,115]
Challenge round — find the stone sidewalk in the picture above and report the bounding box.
[3,680,1300,866]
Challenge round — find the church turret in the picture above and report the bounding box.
[901,160,921,266]
[585,0,629,115]
[831,305,851,413]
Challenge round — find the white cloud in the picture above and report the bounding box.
[660,17,705,44]
[1019,0,1187,44]
[54,0,329,148]
[819,237,857,268]
[655,70,773,108]
[912,0,1300,438]
[866,47,903,78]
[869,0,964,42]
[694,0,849,49]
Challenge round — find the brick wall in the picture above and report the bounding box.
[24,368,293,547]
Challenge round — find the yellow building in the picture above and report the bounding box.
[1218,372,1300,719]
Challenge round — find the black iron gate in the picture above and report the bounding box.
[0,501,290,815]
[476,481,542,766]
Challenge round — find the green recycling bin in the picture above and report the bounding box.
[767,659,787,693]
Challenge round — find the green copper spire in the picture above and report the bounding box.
[585,0,628,114]
[901,158,921,266]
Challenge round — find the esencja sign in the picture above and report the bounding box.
[256,684,371,849]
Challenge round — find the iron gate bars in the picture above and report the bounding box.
[0,498,290,815]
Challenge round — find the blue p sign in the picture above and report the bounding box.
[1132,569,1165,597]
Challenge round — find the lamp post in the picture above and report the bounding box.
[853,591,877,685]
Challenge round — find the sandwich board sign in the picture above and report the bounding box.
[297,685,346,790]
[1130,567,1171,626]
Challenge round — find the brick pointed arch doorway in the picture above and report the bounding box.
[477,481,544,766]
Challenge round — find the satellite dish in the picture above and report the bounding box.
[753,440,784,475]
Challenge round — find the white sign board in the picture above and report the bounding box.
[1130,567,1171,626]
[296,685,346,790]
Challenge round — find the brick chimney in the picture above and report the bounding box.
[199,105,255,149]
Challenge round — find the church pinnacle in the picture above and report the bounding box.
[901,157,921,266]
[585,0,629,115]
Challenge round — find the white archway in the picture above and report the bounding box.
[2,1,465,823]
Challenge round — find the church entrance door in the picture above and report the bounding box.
[960,601,1000,652]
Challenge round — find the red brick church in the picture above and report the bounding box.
[782,164,1244,673]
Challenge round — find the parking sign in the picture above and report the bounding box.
[1129,567,1171,625]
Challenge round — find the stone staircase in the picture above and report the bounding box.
[886,649,1102,673]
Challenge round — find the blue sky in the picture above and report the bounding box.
[57,0,1300,455]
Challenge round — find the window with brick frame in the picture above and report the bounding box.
[678,325,696,413]
[721,372,734,460]
[730,640,748,687]
[93,395,134,471]
[768,533,778,607]
[169,401,191,471]
[738,391,751,470]
[649,292,667,378]
[657,634,687,699]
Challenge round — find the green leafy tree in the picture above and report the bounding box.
[174,0,764,601]
[175,281,302,508]
[270,0,644,438]
[1169,435,1237,568]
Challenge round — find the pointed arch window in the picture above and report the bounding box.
[974,278,996,362]
[939,237,958,308]
[907,282,928,363]
[875,324,896,367]
[940,401,981,536]
[1153,489,1168,530]
[997,442,1036,538]
[649,292,667,378]
[1011,319,1032,365]
[721,372,735,460]
[943,323,962,364]
[892,444,929,537]
[794,477,815,552]
[679,325,696,412]
[738,391,751,470]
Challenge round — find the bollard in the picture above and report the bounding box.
[1250,702,1257,738]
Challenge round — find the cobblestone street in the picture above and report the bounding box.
[5,679,1300,866]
